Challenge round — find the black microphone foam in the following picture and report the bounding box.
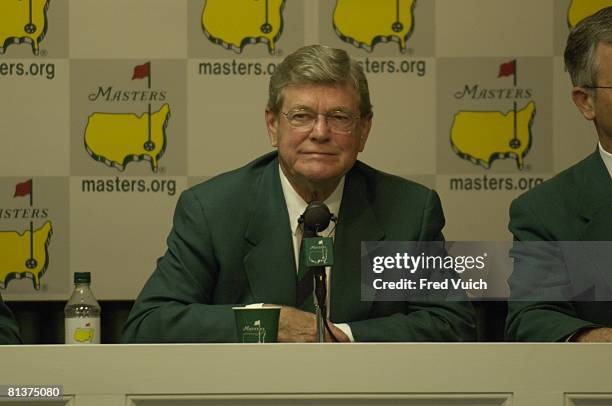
[302,201,332,235]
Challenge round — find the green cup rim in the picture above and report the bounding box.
[232,306,282,310]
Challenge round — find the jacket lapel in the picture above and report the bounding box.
[243,160,297,305]
[331,166,385,322]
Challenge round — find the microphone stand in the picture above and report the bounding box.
[303,227,327,343]
[313,266,326,343]
[299,202,336,343]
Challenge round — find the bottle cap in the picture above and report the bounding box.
[74,272,91,284]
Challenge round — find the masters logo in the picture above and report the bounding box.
[84,62,171,173]
[567,0,612,28]
[0,179,53,290]
[450,60,536,170]
[333,0,416,52]
[202,0,286,54]
[0,0,49,55]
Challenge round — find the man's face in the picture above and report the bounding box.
[266,83,372,189]
[572,42,612,149]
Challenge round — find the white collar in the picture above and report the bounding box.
[278,166,344,236]
[599,142,612,180]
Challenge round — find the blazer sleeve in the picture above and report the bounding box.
[505,196,598,342]
[349,190,477,342]
[0,295,21,344]
[121,189,238,343]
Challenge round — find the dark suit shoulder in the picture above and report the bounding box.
[187,152,276,205]
[353,160,432,201]
[512,156,586,210]
[515,151,602,210]
[351,161,442,239]
[509,151,600,240]
[174,152,277,233]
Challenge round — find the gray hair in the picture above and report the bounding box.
[564,6,612,87]
[267,45,372,117]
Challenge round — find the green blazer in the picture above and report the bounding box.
[0,294,21,344]
[506,150,612,341]
[122,152,476,343]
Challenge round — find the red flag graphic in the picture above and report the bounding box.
[498,60,516,77]
[14,179,32,197]
[132,62,150,80]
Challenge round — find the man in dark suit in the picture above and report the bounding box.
[0,294,21,344]
[122,45,475,343]
[506,7,612,342]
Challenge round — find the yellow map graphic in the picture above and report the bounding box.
[333,0,416,52]
[74,328,94,343]
[0,0,49,55]
[202,0,285,54]
[451,101,536,170]
[84,104,171,172]
[568,0,612,28]
[0,221,53,290]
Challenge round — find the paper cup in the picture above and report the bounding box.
[232,306,281,343]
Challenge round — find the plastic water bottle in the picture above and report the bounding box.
[64,272,101,344]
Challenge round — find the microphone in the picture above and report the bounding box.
[300,201,333,237]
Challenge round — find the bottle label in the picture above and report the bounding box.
[65,317,100,344]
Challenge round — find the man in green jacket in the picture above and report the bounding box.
[123,45,475,343]
[506,7,612,342]
[0,293,21,344]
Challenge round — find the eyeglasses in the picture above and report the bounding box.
[281,108,361,134]
[583,85,612,90]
